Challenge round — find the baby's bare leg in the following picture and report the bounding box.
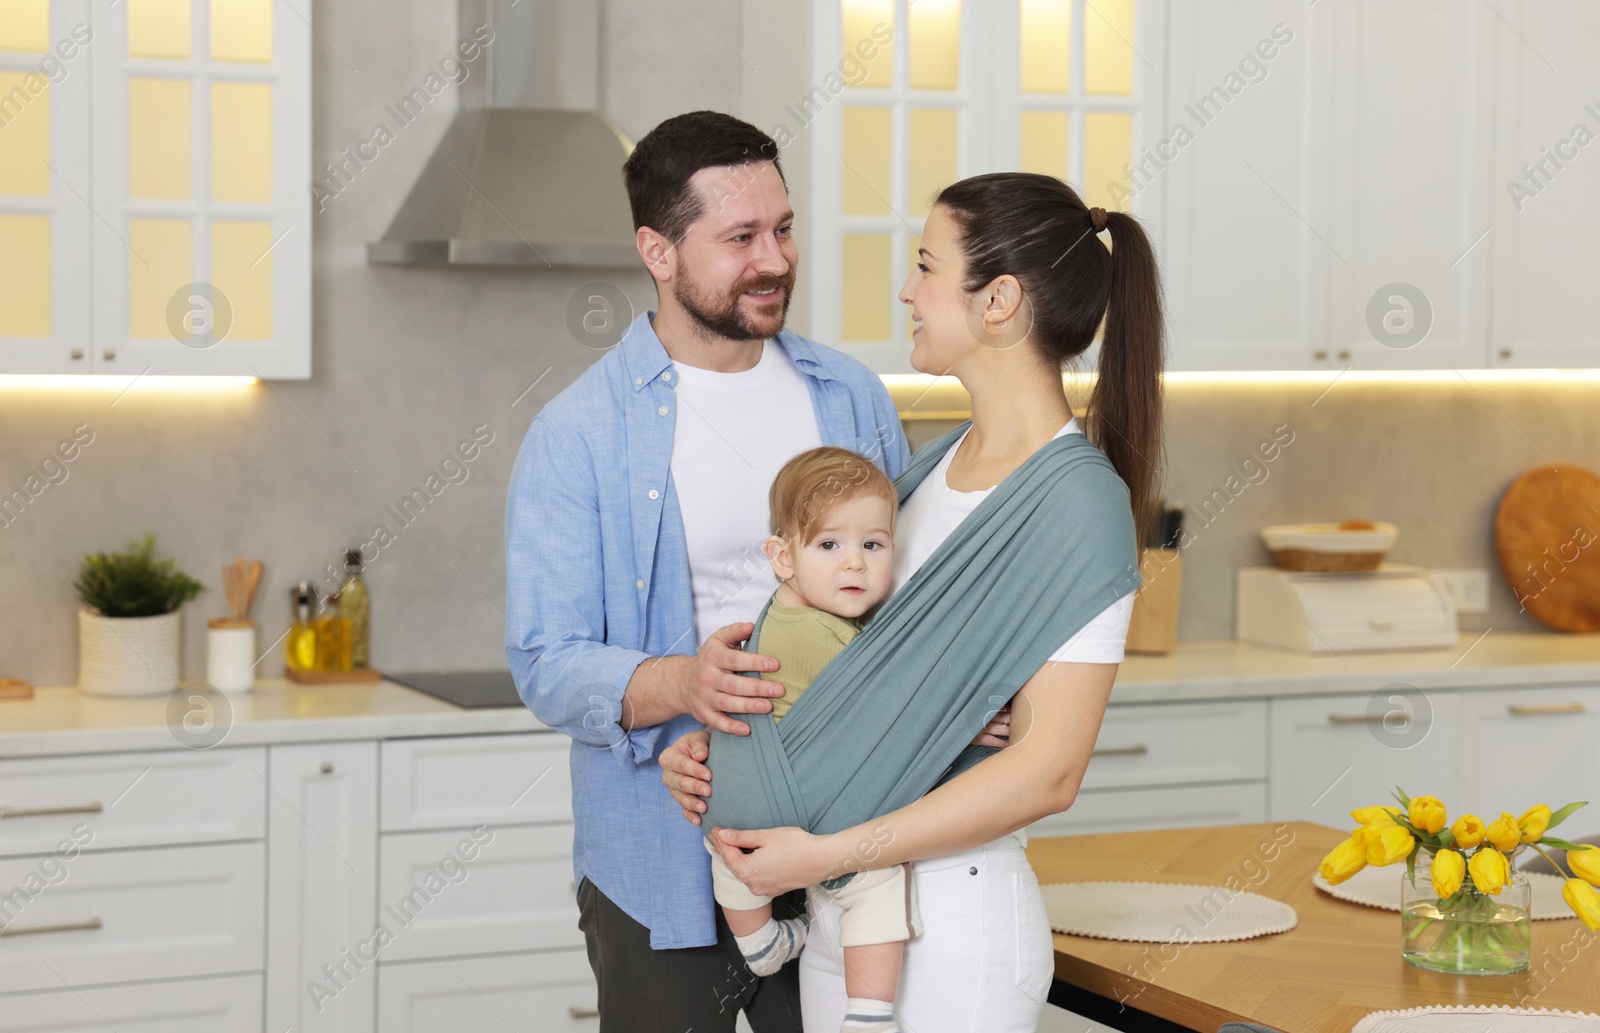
[843,940,903,1002]
[723,902,771,937]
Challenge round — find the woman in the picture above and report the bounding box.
[660,172,1164,1030]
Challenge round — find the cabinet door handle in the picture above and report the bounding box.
[1508,702,1586,716]
[1091,744,1148,758]
[1328,713,1385,725]
[568,1006,600,1019]
[0,917,102,938]
[0,802,103,819]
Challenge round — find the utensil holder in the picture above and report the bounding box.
[207,618,256,693]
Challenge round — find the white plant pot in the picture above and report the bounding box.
[78,607,182,697]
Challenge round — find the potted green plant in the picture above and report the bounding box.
[74,534,204,697]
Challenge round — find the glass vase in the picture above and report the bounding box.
[1400,848,1532,975]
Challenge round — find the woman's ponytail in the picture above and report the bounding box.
[1088,210,1165,546]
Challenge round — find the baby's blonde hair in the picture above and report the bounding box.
[768,446,898,547]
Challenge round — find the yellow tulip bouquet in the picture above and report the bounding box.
[1318,789,1599,931]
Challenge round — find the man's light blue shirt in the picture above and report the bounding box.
[506,311,909,948]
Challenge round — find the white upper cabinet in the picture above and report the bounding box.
[794,0,1599,372]
[0,0,311,378]
[1323,0,1494,372]
[1158,2,1324,371]
[1486,0,1600,370]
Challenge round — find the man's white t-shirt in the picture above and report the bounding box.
[669,339,822,648]
[893,418,1136,663]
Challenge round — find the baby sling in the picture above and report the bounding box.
[701,420,1144,840]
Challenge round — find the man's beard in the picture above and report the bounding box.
[673,263,796,343]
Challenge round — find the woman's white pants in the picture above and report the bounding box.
[798,832,1053,1032]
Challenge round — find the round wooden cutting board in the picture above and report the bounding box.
[1495,464,1600,632]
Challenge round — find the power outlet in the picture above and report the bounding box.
[1433,568,1491,614]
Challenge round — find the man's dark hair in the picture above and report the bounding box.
[622,111,786,246]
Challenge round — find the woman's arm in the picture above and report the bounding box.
[704,660,1117,897]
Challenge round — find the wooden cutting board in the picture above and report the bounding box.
[0,678,34,699]
[1494,463,1600,632]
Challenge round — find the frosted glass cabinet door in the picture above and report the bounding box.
[87,0,310,377]
[0,0,92,372]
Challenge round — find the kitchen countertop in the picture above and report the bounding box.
[1111,629,1600,703]
[0,677,548,758]
[4,631,1600,757]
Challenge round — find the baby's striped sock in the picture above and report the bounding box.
[733,914,809,977]
[839,997,900,1033]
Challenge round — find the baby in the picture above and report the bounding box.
[704,445,917,1033]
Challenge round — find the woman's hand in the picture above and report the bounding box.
[971,703,1011,749]
[707,825,836,898]
[661,730,713,825]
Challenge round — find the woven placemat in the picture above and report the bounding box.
[1312,864,1573,920]
[1040,881,1297,943]
[1353,1005,1600,1033]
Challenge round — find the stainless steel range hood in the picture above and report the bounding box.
[367,0,638,269]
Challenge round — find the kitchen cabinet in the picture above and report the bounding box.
[1157,1,1328,372]
[0,841,264,994]
[376,950,601,1033]
[0,0,91,373]
[0,973,263,1032]
[1485,0,1600,369]
[1027,700,1269,839]
[1322,0,1494,372]
[0,0,311,377]
[1268,690,1462,827]
[787,1,1599,372]
[1456,685,1600,840]
[265,741,379,1033]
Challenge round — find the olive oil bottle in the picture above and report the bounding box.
[337,548,370,667]
[285,582,318,672]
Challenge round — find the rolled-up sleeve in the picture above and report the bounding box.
[506,415,661,765]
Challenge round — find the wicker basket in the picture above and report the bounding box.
[1271,548,1386,572]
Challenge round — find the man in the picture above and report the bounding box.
[506,111,908,1031]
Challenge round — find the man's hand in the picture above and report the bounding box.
[675,621,784,736]
[661,729,712,825]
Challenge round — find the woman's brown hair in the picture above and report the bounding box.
[933,173,1165,543]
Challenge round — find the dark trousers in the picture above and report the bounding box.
[576,875,805,1032]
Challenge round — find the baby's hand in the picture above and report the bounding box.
[970,703,1011,749]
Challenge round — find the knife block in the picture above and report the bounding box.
[1126,548,1182,655]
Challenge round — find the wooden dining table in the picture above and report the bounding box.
[1024,821,1598,1033]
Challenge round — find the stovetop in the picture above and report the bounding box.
[386,669,522,709]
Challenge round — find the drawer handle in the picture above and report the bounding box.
[1508,703,1587,716]
[0,917,103,938]
[568,1006,600,1019]
[1091,744,1149,758]
[1327,713,1387,725]
[0,802,104,819]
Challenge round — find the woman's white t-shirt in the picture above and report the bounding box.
[892,418,1136,663]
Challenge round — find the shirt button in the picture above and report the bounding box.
[648,489,659,500]
[636,579,645,590]
[658,405,669,416]
[634,376,642,385]
[662,372,672,382]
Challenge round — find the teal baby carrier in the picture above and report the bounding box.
[702,420,1143,841]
